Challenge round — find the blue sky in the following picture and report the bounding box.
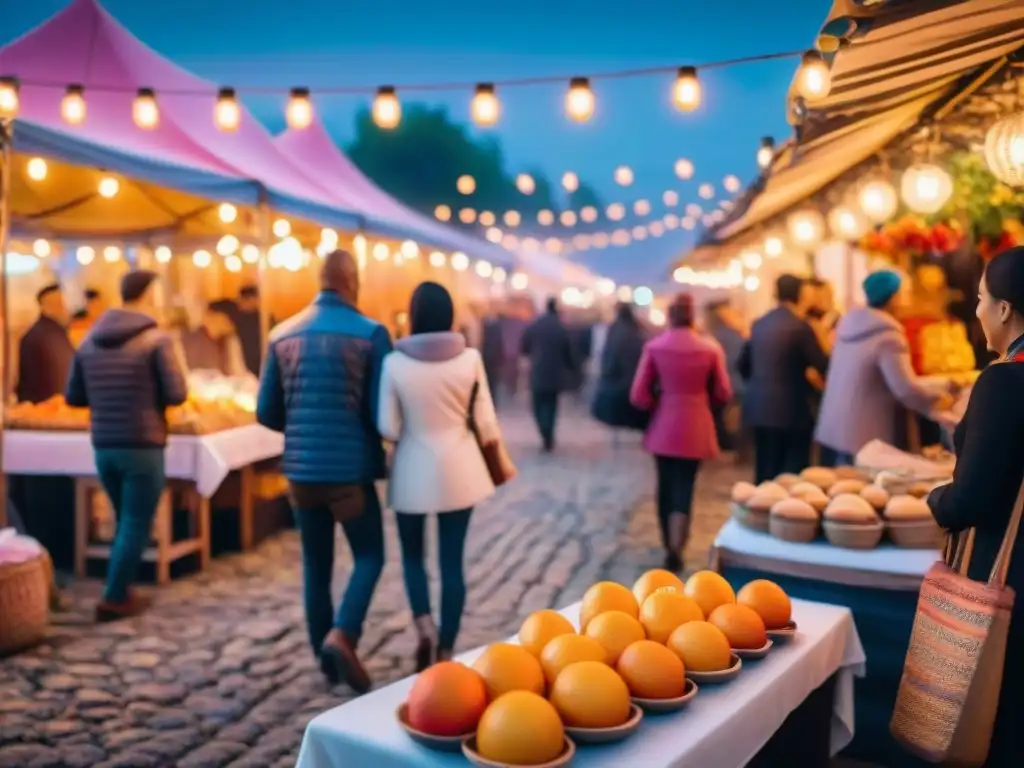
[1,0,828,286]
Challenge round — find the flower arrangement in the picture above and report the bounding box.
[858,215,965,261]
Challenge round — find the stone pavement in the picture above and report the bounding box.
[0,400,747,768]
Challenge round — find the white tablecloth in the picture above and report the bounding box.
[296,599,865,768]
[2,425,283,497]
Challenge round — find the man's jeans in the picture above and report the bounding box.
[94,448,165,602]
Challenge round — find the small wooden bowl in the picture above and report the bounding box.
[564,703,643,743]
[687,654,742,684]
[395,703,473,752]
[823,520,884,550]
[730,502,771,533]
[733,639,774,660]
[631,678,698,713]
[886,519,943,549]
[766,621,798,643]
[462,735,575,767]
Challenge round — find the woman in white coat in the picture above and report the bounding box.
[378,282,505,669]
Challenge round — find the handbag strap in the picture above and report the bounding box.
[988,478,1024,587]
[467,379,481,436]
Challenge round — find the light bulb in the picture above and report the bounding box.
[98,176,119,198]
[516,174,535,195]
[663,213,679,229]
[560,210,578,227]
[475,260,493,278]
[741,250,762,269]
[787,208,825,248]
[486,226,503,243]
[471,83,500,126]
[614,166,634,186]
[224,255,242,273]
[757,137,775,170]
[744,275,761,292]
[33,239,51,258]
[634,286,654,307]
[76,246,95,265]
[154,246,173,263]
[543,237,560,253]
[565,77,595,122]
[606,203,625,221]
[435,204,451,222]
[633,199,651,216]
[216,234,240,256]
[456,175,476,195]
[858,179,898,223]
[764,235,784,258]
[272,218,291,238]
[459,208,477,224]
[133,88,159,129]
[662,190,679,207]
[501,234,519,250]
[241,244,260,264]
[0,76,20,119]
[511,272,528,290]
[649,221,665,237]
[372,86,401,129]
[681,216,696,230]
[372,243,389,261]
[723,175,741,194]
[103,246,121,263]
[503,210,521,227]
[673,66,701,111]
[537,209,555,226]
[580,206,598,223]
[26,157,47,181]
[61,84,86,125]
[429,251,446,267]
[901,163,953,215]
[698,183,714,200]
[451,252,469,271]
[401,240,419,259]
[218,203,237,223]
[562,171,579,192]
[492,267,507,283]
[286,88,313,130]
[797,50,831,101]
[192,249,212,268]
[828,205,866,240]
[632,225,648,240]
[215,87,240,132]
[674,158,694,180]
[478,211,496,226]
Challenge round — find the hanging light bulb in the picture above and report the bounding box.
[192,249,212,268]
[511,272,529,291]
[787,207,826,249]
[723,175,741,194]
[471,83,500,126]
[858,178,898,223]
[537,209,555,226]
[633,199,651,216]
[757,137,775,171]
[61,84,86,125]
[76,246,95,265]
[133,88,159,129]
[33,239,51,258]
[98,176,119,198]
[562,171,579,192]
[560,210,578,227]
[218,203,238,224]
[456,175,476,195]
[984,112,1024,187]
[0,76,20,119]
[662,190,679,207]
[606,203,625,221]
[475,260,493,278]
[286,88,313,130]
[216,234,240,256]
[272,218,291,238]
[401,240,420,259]
[828,205,867,241]
[435,204,451,222]
[372,86,401,129]
[451,252,470,271]
[241,244,260,264]
[614,166,634,186]
[154,246,173,264]
[224,255,243,273]
[372,243,389,261]
[580,206,598,223]
[478,210,496,226]
[796,50,831,101]
[103,246,122,263]
[565,77,595,122]
[214,87,240,132]
[26,157,47,182]
[504,210,521,227]
[698,183,714,200]
[674,158,694,180]
[901,163,953,215]
[764,235,784,258]
[459,208,477,224]
[673,66,701,111]
[429,251,446,267]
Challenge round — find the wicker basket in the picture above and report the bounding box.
[886,519,943,549]
[822,520,884,550]
[0,551,51,656]
[770,515,820,544]
[730,502,770,533]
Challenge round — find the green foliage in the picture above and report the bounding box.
[940,151,1024,239]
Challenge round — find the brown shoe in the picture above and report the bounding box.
[95,593,151,623]
[320,629,371,694]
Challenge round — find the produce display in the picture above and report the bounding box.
[731,465,942,550]
[916,320,975,376]
[397,570,796,766]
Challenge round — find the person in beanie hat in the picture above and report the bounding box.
[863,269,904,309]
[65,269,188,621]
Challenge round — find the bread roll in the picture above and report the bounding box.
[800,467,838,490]
[789,482,829,512]
[770,497,818,521]
[835,466,868,482]
[824,493,878,524]
[828,479,867,498]
[731,481,757,505]
[747,483,789,512]
[907,482,932,499]
[884,494,933,521]
[860,484,891,511]
[775,473,801,490]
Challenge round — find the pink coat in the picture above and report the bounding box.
[629,328,733,460]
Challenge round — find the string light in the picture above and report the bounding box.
[744,275,761,292]
[787,207,825,248]
[457,175,476,194]
[675,158,695,180]
[103,246,122,263]
[723,175,741,194]
[132,88,159,129]
[796,50,831,101]
[33,239,51,258]
[580,206,598,223]
[562,171,579,192]
[606,203,625,221]
[475,260,493,278]
[662,190,679,207]
[76,246,95,265]
[757,137,775,170]
[858,179,898,223]
[504,210,521,227]
[225,255,243,273]
[681,216,696,230]
[663,213,679,229]
[764,235,784,258]
[459,208,477,224]
[154,245,173,263]
[320,228,338,249]
[511,272,529,290]
[471,83,500,126]
[649,221,665,237]
[215,87,240,132]
[26,157,47,181]
[741,250,763,269]
[286,88,313,130]
[272,218,291,238]
[698,183,714,199]
[560,210,578,227]
[685,203,701,216]
[451,252,470,271]
[372,242,389,261]
[218,203,237,223]
[516,174,535,194]
[216,235,240,256]
[502,234,519,250]
[192,249,212,268]
[486,226,503,243]
[0,76,19,119]
[901,163,953,215]
[61,84,86,125]
[372,86,401,129]
[241,244,260,264]
[614,166,634,186]
[479,210,496,226]
[827,205,867,240]
[492,267,507,283]
[565,77,595,122]
[429,251,446,267]
[633,199,651,216]
[435,204,451,222]
[537,209,555,226]
[98,176,119,198]
[673,66,701,111]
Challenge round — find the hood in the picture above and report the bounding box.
[395,332,466,362]
[836,307,903,344]
[90,309,158,349]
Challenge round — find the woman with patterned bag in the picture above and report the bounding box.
[891,247,1024,766]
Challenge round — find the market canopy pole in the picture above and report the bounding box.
[0,118,12,527]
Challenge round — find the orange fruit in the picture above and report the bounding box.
[616,640,686,699]
[737,579,792,630]
[584,610,646,665]
[518,610,575,658]
[476,691,565,764]
[406,661,488,736]
[539,633,608,685]
[579,582,639,632]
[632,569,685,605]
[708,604,767,650]
[472,643,546,700]
[639,590,704,644]
[549,661,632,728]
[667,621,733,672]
[684,570,736,618]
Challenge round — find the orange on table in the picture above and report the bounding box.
[639,590,704,644]
[632,568,685,605]
[737,579,792,629]
[584,610,646,665]
[406,661,488,736]
[472,643,545,700]
[518,609,576,658]
[476,691,565,765]
[684,570,736,618]
[539,633,608,686]
[616,640,686,699]
[549,660,632,728]
[708,604,768,650]
[579,581,639,632]
[667,621,733,672]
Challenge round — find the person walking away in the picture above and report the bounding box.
[816,270,952,465]
[630,295,732,572]
[739,274,829,483]
[256,250,391,692]
[925,247,1024,766]
[521,297,577,451]
[16,284,74,404]
[64,271,187,621]
[592,303,648,434]
[378,282,512,669]
[480,311,505,407]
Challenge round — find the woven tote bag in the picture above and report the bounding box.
[890,480,1024,766]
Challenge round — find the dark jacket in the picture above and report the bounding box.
[522,311,577,394]
[738,306,829,430]
[481,318,505,375]
[65,310,188,448]
[928,358,1024,765]
[592,318,648,430]
[256,291,392,485]
[16,316,74,404]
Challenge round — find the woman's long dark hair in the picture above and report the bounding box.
[985,246,1024,316]
[408,281,455,335]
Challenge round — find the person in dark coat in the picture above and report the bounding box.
[480,313,505,406]
[592,303,648,431]
[16,283,74,404]
[926,247,1024,767]
[739,274,829,482]
[521,297,577,451]
[256,250,392,693]
[232,285,263,376]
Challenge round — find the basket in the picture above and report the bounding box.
[730,502,770,533]
[886,519,944,549]
[770,515,819,544]
[822,520,884,550]
[0,551,51,656]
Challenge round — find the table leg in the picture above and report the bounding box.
[197,495,211,569]
[239,466,254,551]
[154,491,171,585]
[73,478,90,579]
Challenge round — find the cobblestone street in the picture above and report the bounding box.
[0,401,746,768]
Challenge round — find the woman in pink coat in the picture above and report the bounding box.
[630,294,733,572]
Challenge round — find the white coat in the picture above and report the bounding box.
[378,332,502,514]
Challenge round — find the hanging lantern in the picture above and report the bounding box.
[133,88,159,129]
[858,178,898,223]
[0,76,20,119]
[286,88,313,130]
[471,83,500,127]
[827,205,867,241]
[215,87,241,132]
[673,66,701,111]
[61,84,86,125]
[372,86,400,129]
[901,163,953,215]
[757,137,775,170]
[796,50,831,101]
[565,77,595,122]
[787,207,825,249]
[984,112,1024,187]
